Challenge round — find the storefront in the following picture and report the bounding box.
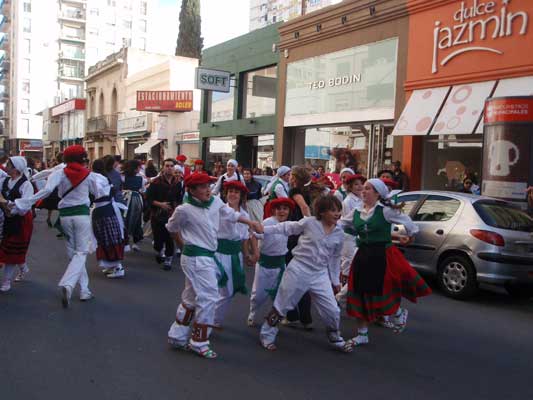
[176,131,200,160]
[117,113,153,161]
[275,1,409,175]
[199,23,280,172]
[393,0,533,193]
[51,98,86,154]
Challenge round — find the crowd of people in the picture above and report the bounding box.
[0,147,432,360]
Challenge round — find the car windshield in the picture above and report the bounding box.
[474,200,533,232]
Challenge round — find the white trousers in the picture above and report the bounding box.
[213,252,244,326]
[168,255,219,350]
[58,215,92,298]
[260,260,341,346]
[337,236,357,308]
[249,264,281,321]
[1,264,21,285]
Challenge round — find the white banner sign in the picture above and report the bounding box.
[195,67,231,93]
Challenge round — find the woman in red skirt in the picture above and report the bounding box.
[0,157,35,293]
[341,178,431,347]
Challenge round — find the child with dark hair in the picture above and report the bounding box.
[252,195,352,353]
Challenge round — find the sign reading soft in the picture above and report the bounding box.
[136,91,193,112]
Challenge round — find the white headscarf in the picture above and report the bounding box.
[9,156,29,179]
[367,178,389,199]
[174,165,184,174]
[227,159,238,168]
[340,167,355,175]
[277,165,291,177]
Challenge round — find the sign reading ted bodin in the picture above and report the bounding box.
[407,0,533,86]
[136,91,193,112]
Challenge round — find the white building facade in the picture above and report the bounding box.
[0,0,177,156]
[249,0,342,31]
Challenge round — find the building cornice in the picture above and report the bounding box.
[278,0,408,51]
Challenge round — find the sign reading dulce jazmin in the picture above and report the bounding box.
[432,0,529,74]
[136,91,193,112]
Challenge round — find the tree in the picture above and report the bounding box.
[175,0,203,59]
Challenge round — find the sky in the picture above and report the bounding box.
[156,0,250,54]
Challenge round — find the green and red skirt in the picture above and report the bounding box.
[346,244,431,322]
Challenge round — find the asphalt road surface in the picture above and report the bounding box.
[2,212,532,400]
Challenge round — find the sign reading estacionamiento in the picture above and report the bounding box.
[195,67,231,93]
[136,91,193,112]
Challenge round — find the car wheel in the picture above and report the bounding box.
[438,255,478,300]
[504,283,533,300]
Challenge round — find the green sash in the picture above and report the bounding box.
[55,205,91,239]
[217,239,247,295]
[182,244,228,288]
[185,195,215,209]
[259,253,286,300]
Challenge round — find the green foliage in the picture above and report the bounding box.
[175,0,203,59]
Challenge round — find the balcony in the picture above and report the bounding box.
[59,49,85,61]
[0,35,8,51]
[0,59,9,73]
[60,0,87,5]
[59,9,86,22]
[59,64,84,81]
[60,30,86,43]
[0,16,10,33]
[0,0,10,14]
[86,115,118,137]
[0,109,7,120]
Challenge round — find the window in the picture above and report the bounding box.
[243,66,277,118]
[21,119,30,135]
[123,20,132,29]
[23,39,31,54]
[21,99,30,114]
[413,195,461,222]
[22,80,30,94]
[89,8,99,17]
[396,194,424,216]
[139,19,147,33]
[23,58,30,74]
[210,77,236,122]
[139,37,146,51]
[23,18,31,33]
[107,0,116,6]
[140,1,147,15]
[474,200,533,233]
[23,2,31,13]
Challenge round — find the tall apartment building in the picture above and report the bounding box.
[249,0,342,31]
[0,0,173,156]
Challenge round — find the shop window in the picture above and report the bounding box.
[209,77,235,122]
[206,137,235,172]
[413,195,461,222]
[243,66,277,119]
[421,135,483,191]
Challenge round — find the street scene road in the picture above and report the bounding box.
[2,213,532,400]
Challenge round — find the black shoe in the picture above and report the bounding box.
[155,255,164,264]
[162,263,172,271]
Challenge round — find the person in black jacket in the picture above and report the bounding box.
[146,158,184,270]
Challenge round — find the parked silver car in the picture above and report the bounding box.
[393,191,533,300]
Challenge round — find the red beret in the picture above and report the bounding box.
[64,145,86,158]
[270,197,296,212]
[194,159,204,165]
[223,180,249,194]
[176,155,187,162]
[381,177,398,189]
[345,174,366,185]
[185,173,212,187]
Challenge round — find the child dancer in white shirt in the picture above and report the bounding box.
[165,174,257,359]
[253,196,352,353]
[247,197,295,327]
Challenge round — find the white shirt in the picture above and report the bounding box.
[273,179,289,199]
[340,203,419,236]
[211,172,246,195]
[264,216,343,286]
[342,192,362,218]
[218,207,250,241]
[256,216,289,257]
[31,163,66,182]
[15,169,110,211]
[0,175,35,215]
[334,185,348,203]
[166,196,241,252]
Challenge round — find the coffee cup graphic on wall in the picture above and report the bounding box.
[488,140,519,177]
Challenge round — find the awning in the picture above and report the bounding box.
[393,76,533,136]
[392,86,450,136]
[134,139,162,154]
